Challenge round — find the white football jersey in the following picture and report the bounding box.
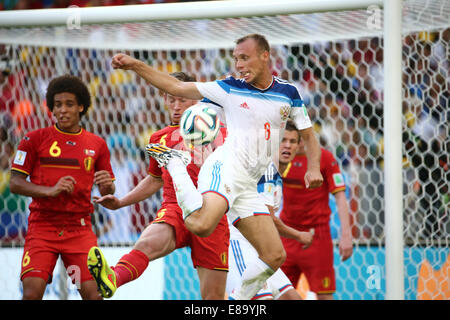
[196,76,311,180]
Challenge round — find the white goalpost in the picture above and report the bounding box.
[0,0,448,300]
[383,0,403,300]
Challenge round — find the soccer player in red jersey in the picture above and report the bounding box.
[88,72,229,299]
[279,130,353,300]
[9,75,115,300]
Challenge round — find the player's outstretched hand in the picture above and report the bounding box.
[93,194,122,210]
[49,176,76,196]
[111,53,138,70]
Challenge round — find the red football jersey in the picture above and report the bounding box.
[147,124,226,205]
[280,148,346,228]
[11,125,114,224]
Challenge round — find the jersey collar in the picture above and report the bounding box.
[246,76,275,93]
[281,161,293,178]
[54,124,83,135]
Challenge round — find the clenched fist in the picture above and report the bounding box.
[111,53,139,70]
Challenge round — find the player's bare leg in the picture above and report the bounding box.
[237,215,286,270]
[134,222,177,260]
[184,192,228,237]
[197,267,227,300]
[79,280,103,300]
[231,215,286,299]
[22,277,47,300]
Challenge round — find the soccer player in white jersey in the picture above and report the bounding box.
[227,120,314,300]
[111,33,323,299]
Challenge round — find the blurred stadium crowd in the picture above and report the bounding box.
[0,5,448,246]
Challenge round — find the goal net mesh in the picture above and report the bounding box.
[0,0,448,300]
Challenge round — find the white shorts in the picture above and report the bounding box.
[226,224,294,300]
[197,146,270,224]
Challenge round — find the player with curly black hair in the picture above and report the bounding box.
[45,74,91,117]
[10,75,115,300]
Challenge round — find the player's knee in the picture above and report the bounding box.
[184,212,214,237]
[22,288,43,300]
[186,219,213,237]
[133,239,151,256]
[134,235,162,258]
[274,247,286,269]
[263,247,286,270]
[22,277,46,300]
[133,223,175,259]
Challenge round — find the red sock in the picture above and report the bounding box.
[112,249,149,288]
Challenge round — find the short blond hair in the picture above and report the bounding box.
[235,34,270,53]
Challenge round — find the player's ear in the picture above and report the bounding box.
[260,49,270,62]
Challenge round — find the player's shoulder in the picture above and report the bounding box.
[200,97,223,109]
[20,126,52,142]
[273,77,300,92]
[155,125,178,137]
[149,125,178,142]
[320,148,336,161]
[216,75,247,92]
[81,128,107,143]
[81,128,101,139]
[320,148,341,168]
[272,77,303,102]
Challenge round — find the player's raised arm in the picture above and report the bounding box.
[111,53,203,100]
[299,127,323,189]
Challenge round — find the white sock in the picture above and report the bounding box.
[166,157,203,219]
[232,257,275,300]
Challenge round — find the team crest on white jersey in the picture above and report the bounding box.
[280,106,290,121]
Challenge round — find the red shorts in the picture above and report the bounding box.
[152,204,229,271]
[21,222,98,285]
[280,223,336,294]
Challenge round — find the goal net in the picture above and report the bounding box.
[0,0,448,300]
